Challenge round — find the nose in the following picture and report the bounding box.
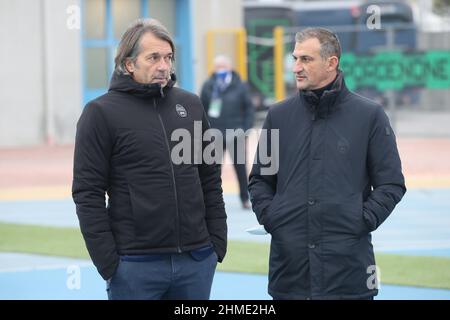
[156,58,170,71]
[156,57,170,71]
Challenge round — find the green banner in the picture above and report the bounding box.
[340,51,450,91]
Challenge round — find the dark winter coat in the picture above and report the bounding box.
[72,72,227,280]
[200,71,254,133]
[248,72,406,299]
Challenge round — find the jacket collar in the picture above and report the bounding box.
[108,71,177,99]
[300,70,348,119]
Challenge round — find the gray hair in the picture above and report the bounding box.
[114,18,175,75]
[295,28,341,62]
[213,55,232,67]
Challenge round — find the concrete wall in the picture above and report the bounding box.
[43,0,82,145]
[0,0,45,146]
[0,0,82,147]
[191,0,244,94]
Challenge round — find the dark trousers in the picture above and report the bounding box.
[107,251,217,300]
[224,136,249,202]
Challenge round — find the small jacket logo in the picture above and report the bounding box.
[175,104,187,118]
[337,138,349,154]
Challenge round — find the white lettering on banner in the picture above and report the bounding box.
[170,123,280,175]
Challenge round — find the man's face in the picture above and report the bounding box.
[292,37,337,91]
[125,32,173,87]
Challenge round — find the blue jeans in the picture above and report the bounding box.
[106,250,218,300]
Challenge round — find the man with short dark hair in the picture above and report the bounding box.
[72,19,227,300]
[249,28,406,300]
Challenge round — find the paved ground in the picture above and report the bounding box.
[389,109,450,138]
[1,187,449,299]
[1,255,449,300]
[1,109,450,299]
[1,190,449,255]
[1,138,450,199]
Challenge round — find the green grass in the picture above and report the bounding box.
[216,240,270,274]
[375,254,450,289]
[1,222,449,289]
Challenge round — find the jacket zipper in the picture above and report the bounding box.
[153,99,182,253]
[306,98,316,297]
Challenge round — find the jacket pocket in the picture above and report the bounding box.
[322,193,369,238]
[260,196,277,233]
[177,172,209,245]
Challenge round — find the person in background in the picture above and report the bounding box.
[201,55,255,209]
[249,28,406,299]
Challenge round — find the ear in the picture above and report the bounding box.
[125,58,135,73]
[327,56,339,72]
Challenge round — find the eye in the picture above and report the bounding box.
[164,54,173,63]
[148,55,159,62]
[301,56,312,63]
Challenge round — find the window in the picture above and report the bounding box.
[82,0,192,105]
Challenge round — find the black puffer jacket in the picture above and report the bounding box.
[249,72,406,299]
[72,72,227,280]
